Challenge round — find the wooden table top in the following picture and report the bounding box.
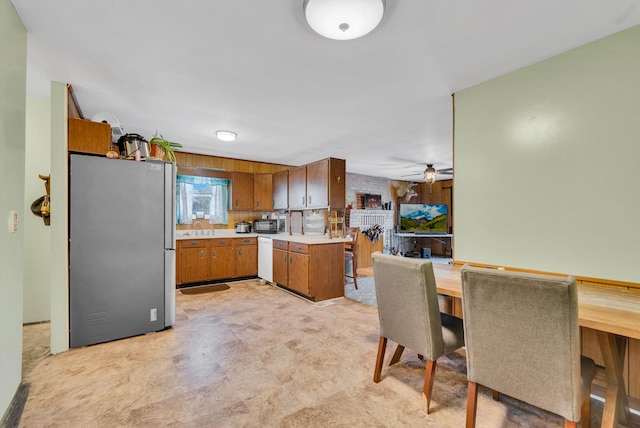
[432,263,640,340]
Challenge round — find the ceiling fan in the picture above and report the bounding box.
[401,164,453,181]
[401,164,453,193]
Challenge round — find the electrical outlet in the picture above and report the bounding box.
[150,308,157,322]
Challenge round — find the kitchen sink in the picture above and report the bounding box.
[176,229,214,238]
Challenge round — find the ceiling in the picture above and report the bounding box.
[12,0,640,181]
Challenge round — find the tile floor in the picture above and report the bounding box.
[19,278,617,427]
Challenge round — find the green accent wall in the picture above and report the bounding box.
[454,25,640,282]
[0,0,27,418]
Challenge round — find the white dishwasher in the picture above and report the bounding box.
[257,236,273,283]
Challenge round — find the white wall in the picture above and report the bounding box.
[24,96,51,323]
[454,25,640,282]
[0,0,27,418]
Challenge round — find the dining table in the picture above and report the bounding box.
[431,263,640,428]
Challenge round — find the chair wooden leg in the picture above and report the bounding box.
[423,359,437,414]
[466,381,478,428]
[581,388,591,428]
[373,337,387,383]
[389,344,405,365]
[492,390,500,401]
[564,420,577,428]
[352,256,358,289]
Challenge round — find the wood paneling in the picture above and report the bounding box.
[174,151,291,230]
[356,236,383,269]
[174,152,290,175]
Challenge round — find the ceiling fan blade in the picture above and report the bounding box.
[437,168,453,175]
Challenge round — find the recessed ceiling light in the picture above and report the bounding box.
[216,130,237,142]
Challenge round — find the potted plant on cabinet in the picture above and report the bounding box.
[149,132,182,162]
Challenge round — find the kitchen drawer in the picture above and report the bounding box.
[289,242,309,254]
[273,240,289,250]
[178,239,207,248]
[235,237,257,246]
[211,239,233,247]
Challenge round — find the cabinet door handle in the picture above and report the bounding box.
[301,196,305,205]
[256,200,259,207]
[213,250,217,258]
[200,250,205,260]
[238,248,243,256]
[283,254,287,262]
[308,195,312,205]
[289,255,292,264]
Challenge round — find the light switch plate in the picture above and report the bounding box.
[8,210,18,233]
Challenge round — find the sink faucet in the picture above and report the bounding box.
[193,221,204,235]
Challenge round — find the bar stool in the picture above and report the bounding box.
[344,227,360,289]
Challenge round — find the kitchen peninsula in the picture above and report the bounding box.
[272,235,348,302]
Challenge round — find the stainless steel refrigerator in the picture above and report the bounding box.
[69,154,176,347]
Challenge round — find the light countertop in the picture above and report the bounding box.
[176,230,348,244]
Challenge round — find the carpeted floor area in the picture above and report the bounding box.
[345,256,452,308]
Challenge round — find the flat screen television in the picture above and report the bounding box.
[398,203,448,234]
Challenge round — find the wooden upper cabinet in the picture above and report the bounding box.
[230,172,254,211]
[305,158,346,209]
[306,159,328,208]
[68,118,111,155]
[272,170,289,210]
[288,166,307,209]
[285,158,345,210]
[253,173,273,211]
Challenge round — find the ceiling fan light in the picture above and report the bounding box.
[303,0,385,41]
[424,164,437,184]
[216,130,237,142]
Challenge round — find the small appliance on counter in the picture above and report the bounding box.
[235,221,252,233]
[253,219,278,234]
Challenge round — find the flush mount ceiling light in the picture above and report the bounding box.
[216,130,237,142]
[303,0,385,41]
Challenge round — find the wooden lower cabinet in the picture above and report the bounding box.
[273,245,289,286]
[272,239,344,301]
[178,240,209,285]
[288,248,310,296]
[177,237,258,285]
[210,239,234,280]
[234,237,258,278]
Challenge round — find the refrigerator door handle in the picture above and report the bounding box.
[164,162,176,250]
[164,249,176,327]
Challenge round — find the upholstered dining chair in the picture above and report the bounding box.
[344,227,360,289]
[371,252,465,413]
[460,265,596,428]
